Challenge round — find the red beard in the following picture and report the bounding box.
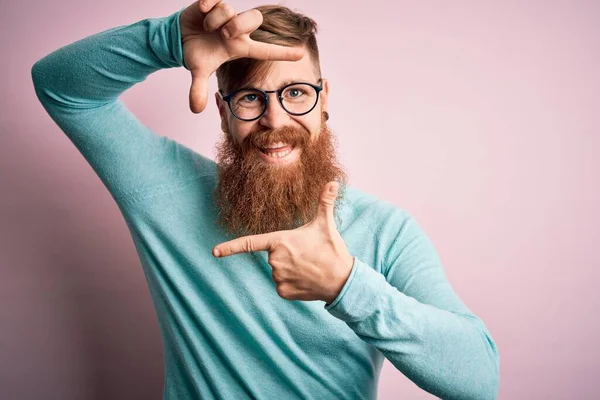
[213,115,348,237]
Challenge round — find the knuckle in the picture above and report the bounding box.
[224,18,240,35]
[276,284,289,299]
[199,0,211,12]
[271,270,280,282]
[267,250,281,263]
[278,239,294,254]
[220,3,236,19]
[204,14,217,31]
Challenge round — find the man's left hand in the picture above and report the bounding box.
[213,181,354,304]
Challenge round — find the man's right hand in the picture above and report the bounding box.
[179,1,306,114]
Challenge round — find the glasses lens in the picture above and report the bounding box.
[230,89,266,120]
[280,83,318,115]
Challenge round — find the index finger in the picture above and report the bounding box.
[247,40,306,62]
[213,231,279,257]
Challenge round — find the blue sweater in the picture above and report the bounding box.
[31,7,499,400]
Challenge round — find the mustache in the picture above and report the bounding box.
[240,125,311,154]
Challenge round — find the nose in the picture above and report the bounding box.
[258,92,290,129]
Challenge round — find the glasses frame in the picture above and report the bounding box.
[219,78,324,122]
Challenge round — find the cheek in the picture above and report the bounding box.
[301,117,321,139]
[228,120,252,146]
[289,111,315,128]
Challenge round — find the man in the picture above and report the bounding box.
[31,1,500,399]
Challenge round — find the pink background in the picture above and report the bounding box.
[2,0,599,398]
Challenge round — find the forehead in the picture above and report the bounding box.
[248,51,320,90]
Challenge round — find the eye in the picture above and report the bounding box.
[285,88,305,98]
[282,85,309,102]
[289,89,302,97]
[242,93,259,102]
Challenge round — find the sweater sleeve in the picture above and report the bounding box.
[325,213,500,400]
[30,7,208,205]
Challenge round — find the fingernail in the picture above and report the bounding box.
[213,248,221,257]
[222,28,230,39]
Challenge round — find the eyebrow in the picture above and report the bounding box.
[252,78,316,91]
[278,79,304,87]
[222,78,321,96]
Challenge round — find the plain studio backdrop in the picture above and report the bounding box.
[1,0,598,399]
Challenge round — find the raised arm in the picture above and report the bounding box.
[31,1,304,206]
[31,7,197,205]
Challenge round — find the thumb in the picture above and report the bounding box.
[189,68,210,114]
[317,181,339,224]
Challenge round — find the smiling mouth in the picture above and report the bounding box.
[258,144,301,164]
[260,144,294,158]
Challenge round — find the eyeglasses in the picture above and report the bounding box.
[219,79,324,122]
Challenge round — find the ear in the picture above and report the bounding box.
[321,78,330,115]
[215,91,229,133]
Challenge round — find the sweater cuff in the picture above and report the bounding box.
[324,256,387,322]
[164,7,188,70]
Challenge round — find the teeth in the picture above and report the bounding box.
[265,149,292,158]
[264,142,288,149]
